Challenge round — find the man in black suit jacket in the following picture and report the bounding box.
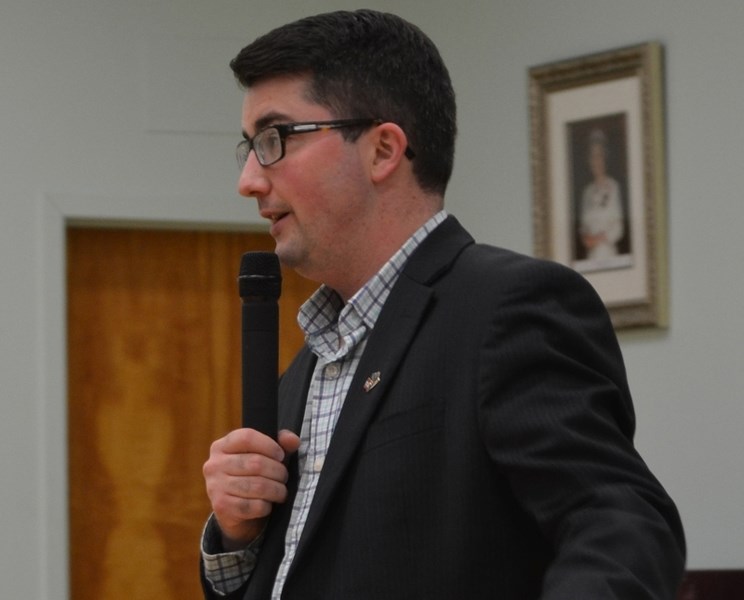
[201,9,685,599]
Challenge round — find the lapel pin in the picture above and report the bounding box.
[363,371,381,392]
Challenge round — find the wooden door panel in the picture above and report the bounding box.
[67,228,316,599]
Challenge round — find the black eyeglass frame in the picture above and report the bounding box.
[236,118,415,169]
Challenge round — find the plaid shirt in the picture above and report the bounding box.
[203,211,447,597]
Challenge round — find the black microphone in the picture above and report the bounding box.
[238,251,282,439]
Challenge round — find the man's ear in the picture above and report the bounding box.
[369,122,409,183]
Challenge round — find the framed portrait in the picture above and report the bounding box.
[529,42,667,329]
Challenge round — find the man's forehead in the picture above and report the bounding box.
[240,79,328,133]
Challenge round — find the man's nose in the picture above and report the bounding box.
[237,151,270,198]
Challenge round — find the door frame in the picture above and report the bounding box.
[38,192,261,600]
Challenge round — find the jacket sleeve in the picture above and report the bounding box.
[199,514,254,600]
[478,258,685,599]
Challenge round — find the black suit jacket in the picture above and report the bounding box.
[204,216,685,599]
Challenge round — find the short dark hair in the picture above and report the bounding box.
[230,9,457,196]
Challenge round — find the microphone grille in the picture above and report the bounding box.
[238,252,282,299]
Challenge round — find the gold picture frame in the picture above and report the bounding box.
[529,42,667,329]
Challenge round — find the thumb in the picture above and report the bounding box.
[277,429,301,457]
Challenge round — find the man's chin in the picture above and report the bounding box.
[273,245,302,270]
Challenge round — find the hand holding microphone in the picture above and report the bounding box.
[203,252,299,547]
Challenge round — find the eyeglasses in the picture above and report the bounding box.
[236,118,381,169]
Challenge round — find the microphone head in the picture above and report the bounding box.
[238,252,282,299]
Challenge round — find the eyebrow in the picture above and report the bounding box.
[242,111,294,139]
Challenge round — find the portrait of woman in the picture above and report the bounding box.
[568,114,633,273]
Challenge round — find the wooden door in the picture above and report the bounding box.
[67,228,316,599]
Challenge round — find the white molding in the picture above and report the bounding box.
[37,194,68,600]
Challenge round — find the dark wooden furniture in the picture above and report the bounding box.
[677,570,744,600]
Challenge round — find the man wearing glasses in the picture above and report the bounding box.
[200,10,685,600]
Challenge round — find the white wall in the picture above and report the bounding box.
[1,0,742,596]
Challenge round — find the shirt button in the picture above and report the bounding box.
[324,362,341,379]
[313,457,325,472]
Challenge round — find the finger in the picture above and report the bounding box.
[212,490,274,524]
[212,428,285,461]
[235,452,289,481]
[225,473,289,504]
[209,474,289,525]
[204,450,289,483]
[206,472,288,519]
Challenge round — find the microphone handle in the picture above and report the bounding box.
[241,297,278,439]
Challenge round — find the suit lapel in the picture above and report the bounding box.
[289,216,474,568]
[290,274,433,565]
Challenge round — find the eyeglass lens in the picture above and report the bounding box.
[254,129,282,165]
[237,128,282,169]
